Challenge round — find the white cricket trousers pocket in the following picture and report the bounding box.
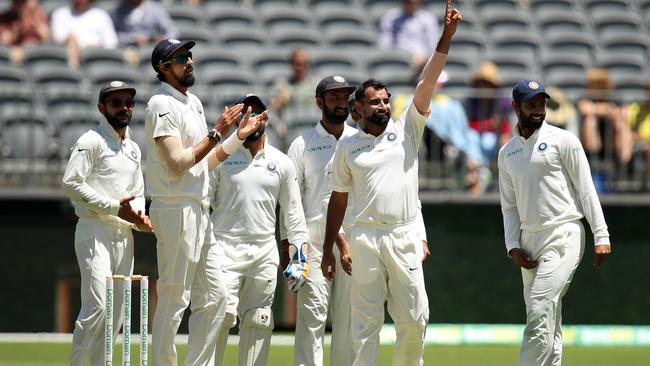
[349,222,429,366]
[519,221,585,366]
[70,219,133,366]
[150,199,227,366]
[295,222,353,366]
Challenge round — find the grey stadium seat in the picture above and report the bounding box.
[1,111,51,159]
[529,0,578,14]
[201,68,257,89]
[87,66,142,86]
[176,25,215,44]
[218,28,268,48]
[544,31,597,58]
[325,28,377,49]
[21,44,68,72]
[474,0,520,12]
[583,0,631,14]
[0,65,30,85]
[314,7,368,31]
[540,51,591,79]
[33,66,84,89]
[490,31,541,55]
[80,48,127,71]
[536,11,590,36]
[167,5,205,28]
[484,50,537,75]
[482,9,532,35]
[57,110,101,158]
[450,30,487,60]
[271,28,323,48]
[591,12,643,36]
[364,49,411,76]
[310,49,361,77]
[0,45,10,64]
[262,6,313,32]
[600,33,650,59]
[595,52,646,77]
[206,5,258,32]
[249,49,292,86]
[543,70,586,99]
[193,48,244,71]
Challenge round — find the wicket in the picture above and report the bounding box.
[105,275,149,366]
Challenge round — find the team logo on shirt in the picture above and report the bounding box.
[131,150,138,159]
[537,142,548,152]
[387,132,397,141]
[266,162,277,172]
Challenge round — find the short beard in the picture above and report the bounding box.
[323,105,348,124]
[519,112,544,131]
[103,111,131,130]
[178,74,195,87]
[368,111,390,126]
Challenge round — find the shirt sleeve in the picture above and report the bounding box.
[415,204,428,243]
[147,98,181,139]
[61,132,120,216]
[399,101,427,151]
[330,143,352,193]
[279,159,309,245]
[280,139,305,241]
[560,133,610,245]
[498,151,521,255]
[50,8,69,44]
[156,6,179,39]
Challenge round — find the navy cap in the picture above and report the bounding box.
[512,80,551,104]
[151,39,196,72]
[315,75,356,97]
[98,80,136,102]
[236,94,267,111]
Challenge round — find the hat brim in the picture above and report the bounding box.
[318,85,357,96]
[238,94,267,110]
[520,91,551,103]
[155,40,196,71]
[99,86,136,102]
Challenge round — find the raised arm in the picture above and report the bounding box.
[412,0,462,114]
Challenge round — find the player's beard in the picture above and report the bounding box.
[322,100,348,124]
[173,67,195,87]
[103,109,131,130]
[519,109,545,131]
[367,109,391,126]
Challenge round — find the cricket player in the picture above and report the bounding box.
[63,81,154,366]
[321,2,461,364]
[498,80,612,366]
[281,76,357,366]
[210,94,310,366]
[145,39,268,366]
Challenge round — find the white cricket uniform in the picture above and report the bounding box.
[498,122,610,366]
[209,141,309,366]
[62,119,145,366]
[285,122,357,366]
[145,81,226,366]
[330,102,429,366]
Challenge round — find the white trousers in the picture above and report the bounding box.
[349,222,429,366]
[295,222,353,366]
[519,221,585,366]
[216,238,278,366]
[70,219,134,366]
[150,199,227,366]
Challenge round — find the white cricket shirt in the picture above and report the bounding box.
[209,142,309,245]
[288,122,358,226]
[330,102,426,226]
[145,82,210,206]
[61,119,145,227]
[498,122,610,254]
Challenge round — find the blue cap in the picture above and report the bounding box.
[151,39,195,72]
[236,94,267,111]
[512,80,551,104]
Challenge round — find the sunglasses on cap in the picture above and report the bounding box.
[160,52,192,66]
[105,98,135,109]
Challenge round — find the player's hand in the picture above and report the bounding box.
[321,247,336,280]
[283,243,309,293]
[214,103,244,135]
[510,248,538,269]
[136,214,154,233]
[279,239,290,270]
[421,240,430,262]
[593,244,611,269]
[118,196,153,232]
[443,0,462,36]
[236,107,269,139]
[337,236,352,276]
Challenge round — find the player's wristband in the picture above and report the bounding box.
[221,131,245,155]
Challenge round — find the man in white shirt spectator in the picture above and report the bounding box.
[51,0,118,68]
[112,0,178,48]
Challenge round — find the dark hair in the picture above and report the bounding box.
[157,72,166,82]
[354,79,390,103]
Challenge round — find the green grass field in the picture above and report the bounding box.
[1,343,649,366]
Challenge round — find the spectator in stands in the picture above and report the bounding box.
[623,81,650,185]
[51,0,118,68]
[545,86,579,137]
[112,0,178,48]
[465,61,513,164]
[577,68,632,191]
[269,48,320,139]
[393,69,490,195]
[378,0,440,70]
[0,0,50,64]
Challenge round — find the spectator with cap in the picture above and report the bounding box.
[144,38,268,366]
[378,0,440,70]
[111,0,178,48]
[51,0,118,68]
[62,80,154,366]
[499,79,611,366]
[577,68,632,191]
[0,0,50,64]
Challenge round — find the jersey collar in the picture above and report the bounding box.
[99,118,131,144]
[160,81,190,104]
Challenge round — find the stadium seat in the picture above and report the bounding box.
[80,48,127,72]
[482,9,532,35]
[364,49,412,76]
[325,28,377,49]
[498,70,532,89]
[540,51,591,79]
[218,28,269,48]
[490,31,541,55]
[474,0,520,12]
[21,44,68,72]
[536,11,590,36]
[271,28,323,48]
[193,48,244,71]
[57,110,101,158]
[529,0,578,14]
[0,45,9,65]
[595,52,646,77]
[314,7,368,31]
[43,87,94,126]
[374,68,415,90]
[591,12,643,36]
[176,25,215,44]
[1,112,51,159]
[249,49,292,86]
[583,0,631,14]
[449,30,487,60]
[262,6,313,31]
[33,66,84,89]
[444,52,477,76]
[600,33,650,59]
[310,49,361,77]
[167,5,205,28]
[207,6,258,32]
[544,31,597,59]
[543,70,587,99]
[201,68,257,90]
[484,50,537,75]
[0,65,30,85]
[87,67,142,87]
